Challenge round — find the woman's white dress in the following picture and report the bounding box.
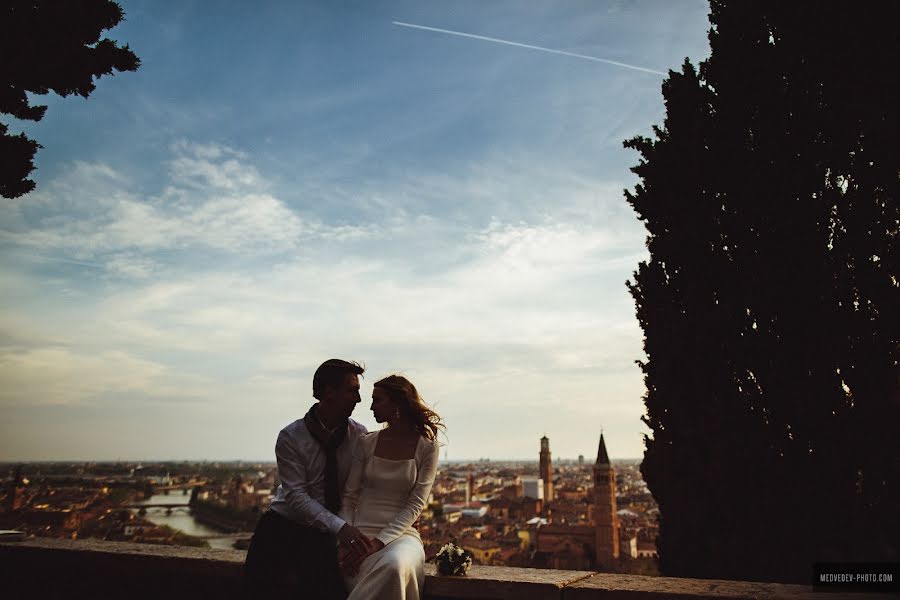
[339,431,439,600]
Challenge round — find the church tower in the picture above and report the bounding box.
[539,436,554,502]
[593,433,619,569]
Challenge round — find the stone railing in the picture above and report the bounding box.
[0,537,891,599]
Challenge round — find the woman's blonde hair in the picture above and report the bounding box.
[374,375,444,441]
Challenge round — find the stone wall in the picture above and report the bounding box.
[0,537,890,599]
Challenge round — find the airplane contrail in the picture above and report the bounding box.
[392,21,665,76]
[6,251,105,269]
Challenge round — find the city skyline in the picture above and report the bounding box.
[0,435,644,463]
[0,1,711,461]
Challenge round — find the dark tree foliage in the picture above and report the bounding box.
[0,0,139,198]
[626,1,899,583]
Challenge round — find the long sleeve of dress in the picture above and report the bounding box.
[339,437,368,525]
[276,429,345,535]
[374,438,439,547]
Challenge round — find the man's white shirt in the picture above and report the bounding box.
[269,416,368,535]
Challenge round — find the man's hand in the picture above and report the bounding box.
[339,537,385,577]
[337,523,374,555]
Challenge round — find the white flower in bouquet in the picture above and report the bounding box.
[434,539,473,576]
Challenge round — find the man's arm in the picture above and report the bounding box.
[275,429,345,535]
[338,438,365,525]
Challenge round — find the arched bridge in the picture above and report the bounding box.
[126,503,191,516]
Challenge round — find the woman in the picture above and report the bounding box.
[338,375,443,600]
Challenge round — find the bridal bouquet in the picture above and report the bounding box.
[434,539,473,576]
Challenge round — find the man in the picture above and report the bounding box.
[242,358,376,597]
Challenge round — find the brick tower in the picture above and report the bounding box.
[539,435,554,503]
[593,433,619,569]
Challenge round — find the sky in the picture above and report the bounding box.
[0,0,711,461]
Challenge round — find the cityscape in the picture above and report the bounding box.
[0,434,658,575]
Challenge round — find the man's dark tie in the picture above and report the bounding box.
[303,404,348,513]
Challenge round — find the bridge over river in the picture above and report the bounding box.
[151,484,195,494]
[125,503,190,516]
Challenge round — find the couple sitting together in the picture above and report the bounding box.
[242,358,443,599]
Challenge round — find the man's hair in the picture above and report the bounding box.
[312,359,365,399]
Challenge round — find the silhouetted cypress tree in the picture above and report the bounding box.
[626,1,898,583]
[0,0,139,198]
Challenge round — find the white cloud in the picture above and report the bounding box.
[0,346,166,407]
[0,140,650,460]
[105,253,160,279]
[169,142,260,191]
[0,142,385,268]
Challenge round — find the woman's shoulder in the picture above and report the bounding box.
[417,433,441,455]
[421,432,440,445]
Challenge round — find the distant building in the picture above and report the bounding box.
[539,436,554,502]
[443,509,462,523]
[487,497,511,520]
[636,541,658,558]
[578,454,585,465]
[516,529,531,550]
[4,466,27,512]
[500,482,521,499]
[593,433,620,569]
[443,503,488,519]
[556,488,588,502]
[229,475,270,511]
[460,536,502,565]
[621,533,639,558]
[521,477,544,500]
[535,523,595,570]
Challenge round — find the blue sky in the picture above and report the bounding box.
[0,0,711,461]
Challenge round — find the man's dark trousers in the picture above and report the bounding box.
[242,509,346,598]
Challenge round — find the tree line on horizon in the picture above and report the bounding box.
[626,0,898,584]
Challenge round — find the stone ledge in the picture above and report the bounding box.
[0,535,245,577]
[424,564,594,599]
[565,572,868,600]
[0,537,893,600]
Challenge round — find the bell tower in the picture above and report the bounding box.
[539,435,554,503]
[593,433,619,569]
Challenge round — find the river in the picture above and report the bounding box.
[132,490,251,551]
